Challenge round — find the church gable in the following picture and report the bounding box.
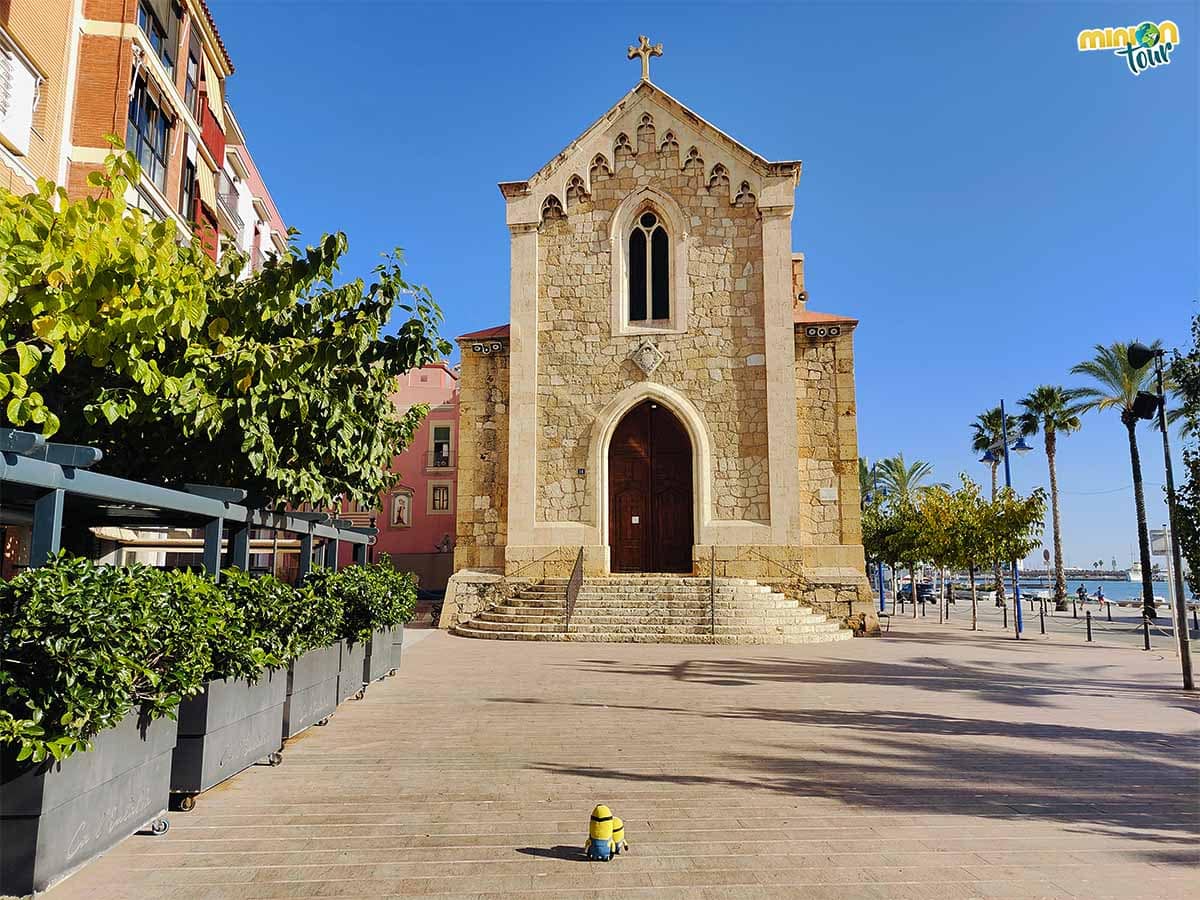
[499,82,801,226]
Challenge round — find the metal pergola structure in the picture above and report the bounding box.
[0,429,375,579]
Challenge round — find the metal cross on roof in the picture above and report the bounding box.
[628,35,663,82]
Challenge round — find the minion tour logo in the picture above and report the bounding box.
[1077,20,1180,76]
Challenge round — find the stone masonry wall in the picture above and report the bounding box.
[452,343,510,571]
[534,123,770,525]
[794,330,862,547]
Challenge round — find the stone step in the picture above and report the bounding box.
[515,590,780,601]
[479,611,830,626]
[510,595,799,608]
[466,618,843,635]
[450,626,853,645]
[538,577,761,587]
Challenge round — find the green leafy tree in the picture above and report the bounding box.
[1169,312,1200,596]
[0,151,214,436]
[1019,385,1084,606]
[947,477,991,630]
[988,486,1048,610]
[15,152,450,508]
[1071,341,1172,619]
[917,486,957,623]
[970,405,1019,606]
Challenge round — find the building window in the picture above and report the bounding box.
[430,483,451,513]
[0,28,42,157]
[137,1,177,72]
[391,492,412,527]
[628,209,669,322]
[431,425,451,468]
[179,157,196,221]
[184,50,200,116]
[126,75,170,191]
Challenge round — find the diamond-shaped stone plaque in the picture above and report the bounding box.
[630,338,665,376]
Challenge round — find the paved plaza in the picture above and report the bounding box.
[45,621,1198,899]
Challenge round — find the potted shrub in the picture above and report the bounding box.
[0,556,216,895]
[327,563,418,691]
[169,570,300,810]
[281,571,343,739]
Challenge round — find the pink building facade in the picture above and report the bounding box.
[339,363,460,590]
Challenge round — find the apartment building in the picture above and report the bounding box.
[0,0,285,268]
[338,364,462,592]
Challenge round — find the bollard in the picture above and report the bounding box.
[1072,601,1078,619]
[1040,603,1046,635]
[1003,605,1008,630]
[1193,607,1198,635]
[1107,603,1112,623]
[1086,610,1092,642]
[920,600,926,617]
[1143,616,1151,651]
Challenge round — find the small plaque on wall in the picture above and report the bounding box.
[818,487,838,503]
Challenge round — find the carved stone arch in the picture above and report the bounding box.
[590,153,612,181]
[565,174,589,208]
[683,145,704,176]
[659,130,679,156]
[588,380,714,565]
[734,180,757,208]
[613,132,634,164]
[636,113,656,154]
[609,186,691,336]
[707,163,730,193]
[540,194,564,222]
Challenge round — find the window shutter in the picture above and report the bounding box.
[195,160,217,212]
[0,48,12,119]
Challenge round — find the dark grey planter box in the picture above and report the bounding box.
[391,623,405,671]
[1,710,176,896]
[282,643,339,739]
[363,627,391,684]
[171,670,287,801]
[336,639,367,704]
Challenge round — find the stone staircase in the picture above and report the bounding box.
[450,575,852,644]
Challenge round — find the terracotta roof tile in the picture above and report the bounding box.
[794,309,859,327]
[458,324,511,341]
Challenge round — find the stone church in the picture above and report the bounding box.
[442,40,872,640]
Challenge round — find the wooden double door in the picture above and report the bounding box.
[608,400,694,573]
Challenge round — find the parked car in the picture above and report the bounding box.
[898,583,937,603]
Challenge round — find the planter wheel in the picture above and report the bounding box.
[316,716,331,727]
[173,794,197,812]
[353,687,366,701]
[150,818,170,835]
[266,751,284,767]
[388,667,398,677]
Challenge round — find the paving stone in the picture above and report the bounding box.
[38,627,1199,899]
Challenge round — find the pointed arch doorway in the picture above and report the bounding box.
[607,400,694,573]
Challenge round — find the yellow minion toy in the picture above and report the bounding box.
[584,804,614,861]
[611,816,628,855]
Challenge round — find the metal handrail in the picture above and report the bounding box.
[739,546,859,620]
[564,546,584,633]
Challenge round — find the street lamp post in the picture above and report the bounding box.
[872,467,887,613]
[999,400,1025,639]
[1127,342,1193,691]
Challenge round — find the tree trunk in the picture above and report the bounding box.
[1045,426,1067,602]
[991,460,1006,607]
[910,566,918,618]
[970,566,978,630]
[938,566,945,624]
[1126,415,1157,622]
[890,564,899,614]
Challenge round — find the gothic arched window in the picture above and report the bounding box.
[628,210,670,322]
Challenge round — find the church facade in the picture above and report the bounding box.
[446,43,872,626]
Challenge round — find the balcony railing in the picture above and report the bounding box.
[426,449,454,469]
[216,171,242,235]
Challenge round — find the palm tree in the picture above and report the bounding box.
[1019,386,1083,608]
[874,454,938,616]
[970,406,1018,606]
[874,453,935,501]
[1071,341,1162,620]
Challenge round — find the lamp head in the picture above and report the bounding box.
[1126,342,1158,370]
[1132,390,1161,421]
[1012,436,1034,455]
[980,449,997,464]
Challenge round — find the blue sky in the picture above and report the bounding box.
[211,0,1196,569]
